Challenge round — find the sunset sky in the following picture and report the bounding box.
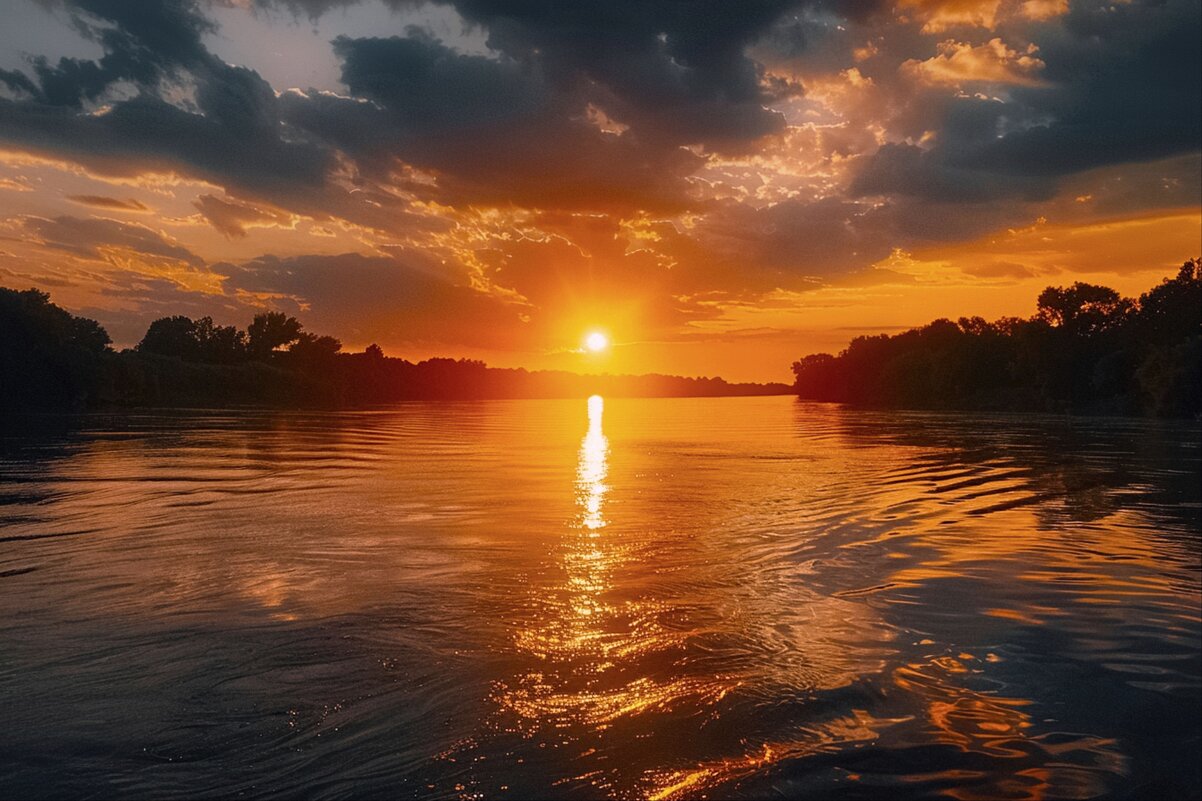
[0,0,1198,382]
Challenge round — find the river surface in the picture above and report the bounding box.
[1,397,1199,800]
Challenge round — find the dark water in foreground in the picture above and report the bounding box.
[1,397,1199,800]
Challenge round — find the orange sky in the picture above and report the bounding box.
[0,0,1198,382]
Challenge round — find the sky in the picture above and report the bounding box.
[0,0,1198,382]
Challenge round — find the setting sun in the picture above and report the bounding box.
[585,331,609,353]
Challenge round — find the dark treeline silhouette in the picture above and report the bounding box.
[792,261,1202,418]
[0,291,788,410]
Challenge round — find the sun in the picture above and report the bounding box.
[584,331,609,353]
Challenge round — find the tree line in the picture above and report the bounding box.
[135,312,344,364]
[0,294,787,410]
[792,261,1202,418]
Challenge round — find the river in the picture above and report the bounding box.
[1,396,1199,799]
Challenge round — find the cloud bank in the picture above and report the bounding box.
[0,0,1197,378]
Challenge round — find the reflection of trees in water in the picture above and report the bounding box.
[0,415,88,516]
[777,401,1201,801]
[817,402,1201,539]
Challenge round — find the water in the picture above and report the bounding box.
[1,396,1199,800]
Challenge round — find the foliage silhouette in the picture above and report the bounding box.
[1,291,787,409]
[6,262,1197,414]
[1,288,111,410]
[792,260,1201,417]
[247,312,303,358]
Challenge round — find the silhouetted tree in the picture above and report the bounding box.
[1137,337,1202,417]
[793,263,1202,418]
[1133,260,1202,416]
[193,317,248,363]
[791,353,840,401]
[1037,282,1131,337]
[138,315,248,363]
[139,316,200,359]
[247,312,302,358]
[0,287,110,409]
[1137,260,1202,345]
[288,332,342,362]
[3,284,789,410]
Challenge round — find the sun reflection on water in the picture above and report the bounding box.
[494,395,730,785]
[579,395,608,532]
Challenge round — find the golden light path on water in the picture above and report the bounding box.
[491,397,900,800]
[497,396,729,747]
[491,396,753,799]
[580,395,608,533]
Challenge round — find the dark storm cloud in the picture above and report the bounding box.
[849,0,1201,203]
[1082,154,1202,216]
[441,0,795,149]
[851,142,1056,203]
[3,0,779,214]
[262,0,847,149]
[334,30,550,135]
[20,214,205,266]
[691,196,895,277]
[0,0,1196,296]
[961,0,1201,177]
[0,11,334,203]
[748,1,881,76]
[0,0,212,106]
[5,0,1197,193]
[881,195,1035,243]
[248,0,369,19]
[280,30,702,209]
[0,0,334,207]
[0,89,331,198]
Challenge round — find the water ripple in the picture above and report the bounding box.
[0,399,1198,799]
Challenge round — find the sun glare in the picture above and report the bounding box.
[585,331,609,353]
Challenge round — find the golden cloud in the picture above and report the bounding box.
[898,0,1002,32]
[903,38,1047,87]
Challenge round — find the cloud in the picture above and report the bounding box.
[0,0,214,107]
[218,252,530,348]
[1018,0,1067,22]
[686,196,896,279]
[0,67,334,204]
[897,0,1002,32]
[66,194,150,211]
[193,194,294,238]
[439,0,796,149]
[0,0,335,208]
[0,177,33,192]
[0,0,1197,365]
[19,214,204,266]
[263,0,821,149]
[850,142,1055,203]
[902,38,1046,86]
[1,0,1194,230]
[847,0,1199,209]
[906,209,1202,278]
[287,31,707,210]
[961,260,1037,279]
[948,0,1201,177]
